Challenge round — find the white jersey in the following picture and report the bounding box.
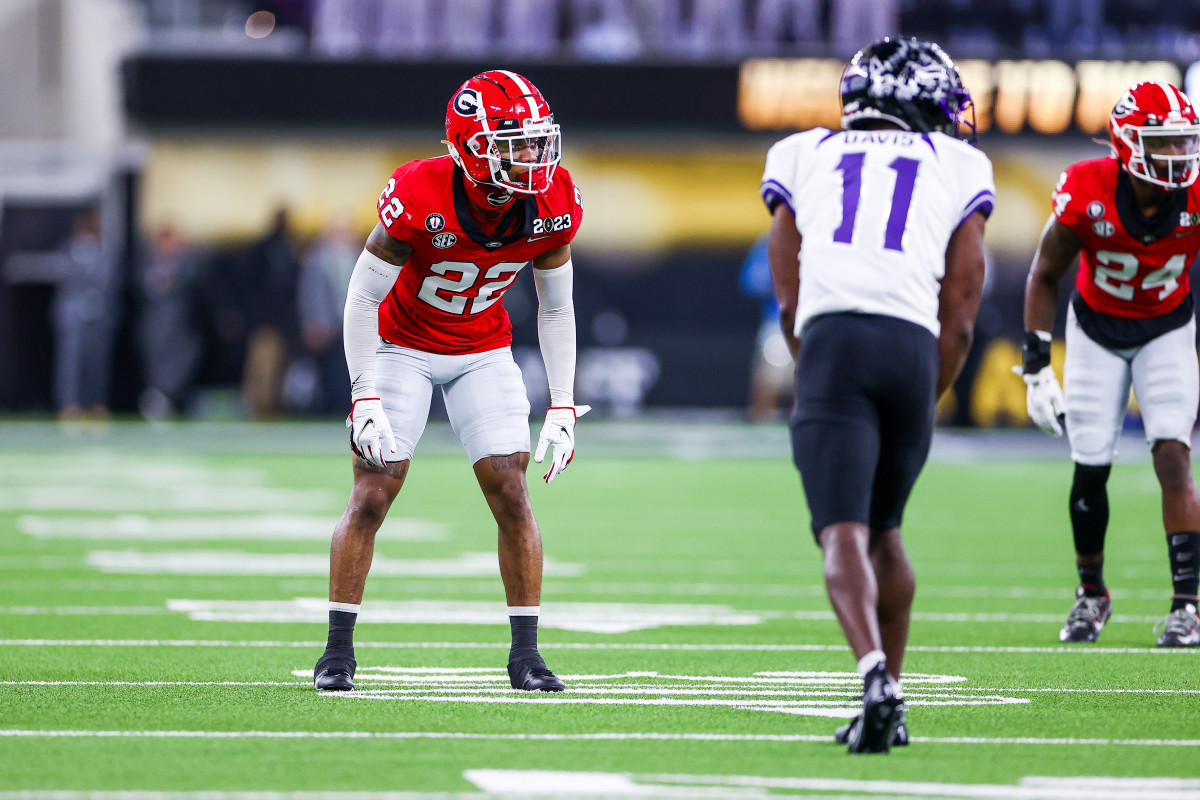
[761,127,995,337]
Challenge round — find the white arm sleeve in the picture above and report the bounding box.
[344,248,402,401]
[533,259,576,407]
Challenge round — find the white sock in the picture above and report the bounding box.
[329,601,361,614]
[856,649,886,678]
[507,605,539,617]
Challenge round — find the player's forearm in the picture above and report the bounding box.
[778,308,800,359]
[1023,270,1060,334]
[344,249,401,400]
[936,323,973,399]
[534,260,576,406]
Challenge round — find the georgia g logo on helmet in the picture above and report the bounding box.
[452,88,482,118]
[1112,91,1137,119]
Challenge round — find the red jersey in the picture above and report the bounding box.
[375,155,583,354]
[1053,157,1200,319]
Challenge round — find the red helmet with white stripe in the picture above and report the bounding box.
[444,70,561,195]
[1109,81,1200,190]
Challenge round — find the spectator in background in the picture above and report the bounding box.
[52,207,120,420]
[137,223,204,419]
[296,217,357,415]
[375,0,438,57]
[501,0,560,58]
[240,207,301,419]
[751,0,821,54]
[831,0,899,56]
[739,233,793,422]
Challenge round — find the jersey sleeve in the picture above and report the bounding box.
[952,147,996,227]
[375,163,418,242]
[563,177,583,244]
[1050,163,1090,234]
[760,132,811,215]
[534,170,583,249]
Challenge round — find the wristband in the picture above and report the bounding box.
[1022,331,1052,375]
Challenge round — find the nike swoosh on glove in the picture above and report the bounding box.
[533,405,591,484]
[1013,365,1066,436]
[346,397,397,467]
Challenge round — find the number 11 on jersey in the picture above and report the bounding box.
[833,152,921,253]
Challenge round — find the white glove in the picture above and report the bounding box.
[534,404,591,484]
[346,397,397,468]
[1014,365,1066,436]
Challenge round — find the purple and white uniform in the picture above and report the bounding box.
[761,127,994,336]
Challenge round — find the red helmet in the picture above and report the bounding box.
[1109,81,1200,190]
[444,70,561,195]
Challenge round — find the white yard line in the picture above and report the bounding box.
[0,795,506,800]
[10,679,1194,696]
[2,607,169,616]
[1,776,1198,800]
[475,770,1200,799]
[16,514,446,542]
[0,730,1196,748]
[1,640,1196,656]
[0,605,1174,626]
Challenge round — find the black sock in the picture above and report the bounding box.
[1070,463,1111,595]
[1077,560,1107,597]
[326,609,357,653]
[509,614,539,661]
[1167,532,1200,611]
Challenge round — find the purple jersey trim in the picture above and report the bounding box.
[816,129,840,147]
[761,180,795,214]
[958,190,995,227]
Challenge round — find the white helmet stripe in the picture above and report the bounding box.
[1156,81,1181,113]
[498,70,541,122]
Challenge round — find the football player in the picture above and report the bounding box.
[1020,81,1200,648]
[762,38,993,752]
[313,71,588,692]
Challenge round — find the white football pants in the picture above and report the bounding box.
[1064,303,1198,465]
[374,343,531,464]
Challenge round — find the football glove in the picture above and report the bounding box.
[346,397,396,468]
[1013,365,1066,437]
[534,404,591,484]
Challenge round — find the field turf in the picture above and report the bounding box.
[0,420,1197,799]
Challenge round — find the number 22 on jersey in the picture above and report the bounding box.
[417,261,524,315]
[832,152,920,252]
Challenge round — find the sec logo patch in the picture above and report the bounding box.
[1092,220,1115,237]
[432,233,457,249]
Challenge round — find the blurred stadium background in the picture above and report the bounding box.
[1,0,1199,426]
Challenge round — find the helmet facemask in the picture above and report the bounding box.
[469,119,561,195]
[1121,125,1200,189]
[940,87,977,141]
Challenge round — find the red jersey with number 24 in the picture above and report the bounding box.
[375,155,582,354]
[1054,157,1200,319]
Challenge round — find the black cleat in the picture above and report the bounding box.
[1059,586,1112,643]
[314,650,356,691]
[845,664,906,754]
[508,651,565,692]
[835,712,909,746]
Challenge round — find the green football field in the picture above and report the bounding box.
[0,420,1197,799]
